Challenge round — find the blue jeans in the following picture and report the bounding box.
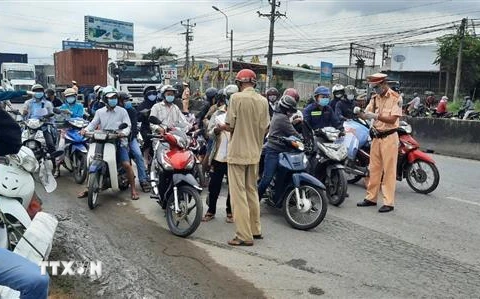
[0,248,49,299]
[257,146,280,199]
[129,138,148,183]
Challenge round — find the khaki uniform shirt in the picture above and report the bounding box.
[226,87,270,165]
[366,88,402,131]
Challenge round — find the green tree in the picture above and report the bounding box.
[435,32,480,99]
[300,64,311,70]
[143,46,177,61]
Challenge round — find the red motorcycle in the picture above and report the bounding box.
[396,121,440,194]
[148,116,203,237]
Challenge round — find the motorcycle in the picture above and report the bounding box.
[84,123,131,209]
[187,127,208,187]
[0,146,58,252]
[305,127,349,206]
[341,118,372,184]
[21,114,56,161]
[60,117,89,184]
[261,135,328,230]
[148,116,203,237]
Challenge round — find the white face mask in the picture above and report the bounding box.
[347,94,355,101]
[335,93,343,98]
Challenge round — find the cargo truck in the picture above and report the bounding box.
[0,53,36,103]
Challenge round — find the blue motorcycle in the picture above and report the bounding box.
[61,118,89,184]
[262,136,328,230]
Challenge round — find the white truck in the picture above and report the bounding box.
[1,62,36,92]
[107,59,162,104]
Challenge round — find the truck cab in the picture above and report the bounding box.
[108,60,162,105]
[1,63,36,102]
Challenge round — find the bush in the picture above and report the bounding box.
[447,101,462,113]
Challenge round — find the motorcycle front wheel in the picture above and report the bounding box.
[406,160,440,194]
[326,168,348,206]
[74,152,88,184]
[166,185,203,237]
[88,172,102,209]
[283,184,328,230]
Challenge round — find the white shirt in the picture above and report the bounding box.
[150,101,188,130]
[409,97,421,109]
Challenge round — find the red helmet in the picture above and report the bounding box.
[235,69,257,84]
[266,87,279,102]
[283,88,300,102]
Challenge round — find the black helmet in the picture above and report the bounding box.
[45,88,55,96]
[143,85,157,96]
[215,88,226,104]
[266,87,280,103]
[205,87,218,100]
[118,91,131,102]
[278,95,297,113]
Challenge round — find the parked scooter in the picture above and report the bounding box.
[341,118,372,184]
[305,127,349,206]
[59,117,89,184]
[0,146,58,253]
[148,116,203,237]
[261,135,328,230]
[84,123,130,209]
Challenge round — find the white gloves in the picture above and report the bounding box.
[353,106,362,114]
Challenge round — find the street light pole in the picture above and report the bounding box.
[212,6,233,84]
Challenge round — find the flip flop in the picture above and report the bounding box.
[228,237,253,246]
[202,213,215,222]
[225,214,234,223]
[131,193,140,200]
[77,190,88,198]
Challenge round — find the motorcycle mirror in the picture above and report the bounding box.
[148,115,162,125]
[118,123,128,130]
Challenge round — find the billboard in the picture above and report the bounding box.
[391,45,439,72]
[162,67,177,80]
[320,61,333,80]
[84,16,134,50]
[62,40,93,50]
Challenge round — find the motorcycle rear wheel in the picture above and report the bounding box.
[406,161,440,194]
[166,185,203,237]
[326,169,348,206]
[74,152,88,184]
[283,184,328,230]
[88,172,102,209]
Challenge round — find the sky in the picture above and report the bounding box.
[1,0,479,67]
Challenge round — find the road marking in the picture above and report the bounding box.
[446,196,480,207]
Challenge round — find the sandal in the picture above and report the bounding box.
[253,234,263,240]
[202,213,215,222]
[226,214,234,223]
[77,190,88,198]
[131,193,140,200]
[228,237,253,246]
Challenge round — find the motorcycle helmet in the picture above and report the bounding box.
[31,84,44,92]
[162,85,177,103]
[266,87,280,103]
[45,88,55,97]
[314,86,330,98]
[64,88,77,97]
[224,84,239,99]
[332,84,345,98]
[283,88,300,102]
[205,87,218,102]
[215,88,225,105]
[102,86,118,108]
[464,96,471,101]
[235,69,257,86]
[344,85,357,101]
[278,95,298,113]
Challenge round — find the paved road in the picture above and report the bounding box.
[45,154,480,298]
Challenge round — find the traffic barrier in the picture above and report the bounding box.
[407,117,480,160]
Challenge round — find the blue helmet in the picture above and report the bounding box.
[314,86,330,97]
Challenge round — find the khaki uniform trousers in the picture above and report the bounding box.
[227,163,261,242]
[366,133,399,206]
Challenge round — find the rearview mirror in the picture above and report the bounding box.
[148,115,162,125]
[118,123,128,130]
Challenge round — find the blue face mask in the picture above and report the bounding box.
[147,94,157,102]
[108,98,118,107]
[34,92,44,100]
[124,101,133,109]
[66,96,76,104]
[318,98,330,107]
[165,95,175,103]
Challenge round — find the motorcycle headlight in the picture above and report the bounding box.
[160,153,173,170]
[93,132,108,141]
[402,140,415,150]
[291,140,305,151]
[11,146,39,173]
[185,155,195,170]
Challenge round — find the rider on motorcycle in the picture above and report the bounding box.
[303,86,341,130]
[461,96,475,120]
[22,84,57,154]
[266,87,280,118]
[79,86,139,200]
[330,84,345,111]
[335,85,356,122]
[89,85,105,117]
[150,85,189,134]
[58,88,84,118]
[137,85,161,162]
[258,95,301,201]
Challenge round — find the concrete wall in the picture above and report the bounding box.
[407,117,480,160]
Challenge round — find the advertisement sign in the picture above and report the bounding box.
[391,45,439,72]
[320,61,333,80]
[62,41,93,50]
[218,60,229,72]
[162,67,177,80]
[349,43,376,67]
[84,16,134,50]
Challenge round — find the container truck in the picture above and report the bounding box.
[0,53,36,102]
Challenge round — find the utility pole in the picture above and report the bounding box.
[258,0,285,90]
[381,44,393,67]
[453,18,467,102]
[181,19,196,80]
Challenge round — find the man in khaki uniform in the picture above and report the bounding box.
[356,73,402,213]
[220,69,270,246]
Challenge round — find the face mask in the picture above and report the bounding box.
[147,94,157,102]
[34,92,44,100]
[108,98,118,107]
[347,94,355,101]
[66,97,76,104]
[318,98,330,107]
[335,93,343,99]
[268,95,277,102]
[373,85,384,95]
[124,101,133,109]
[165,95,175,103]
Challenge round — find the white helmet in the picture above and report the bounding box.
[332,84,345,93]
[223,84,239,99]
